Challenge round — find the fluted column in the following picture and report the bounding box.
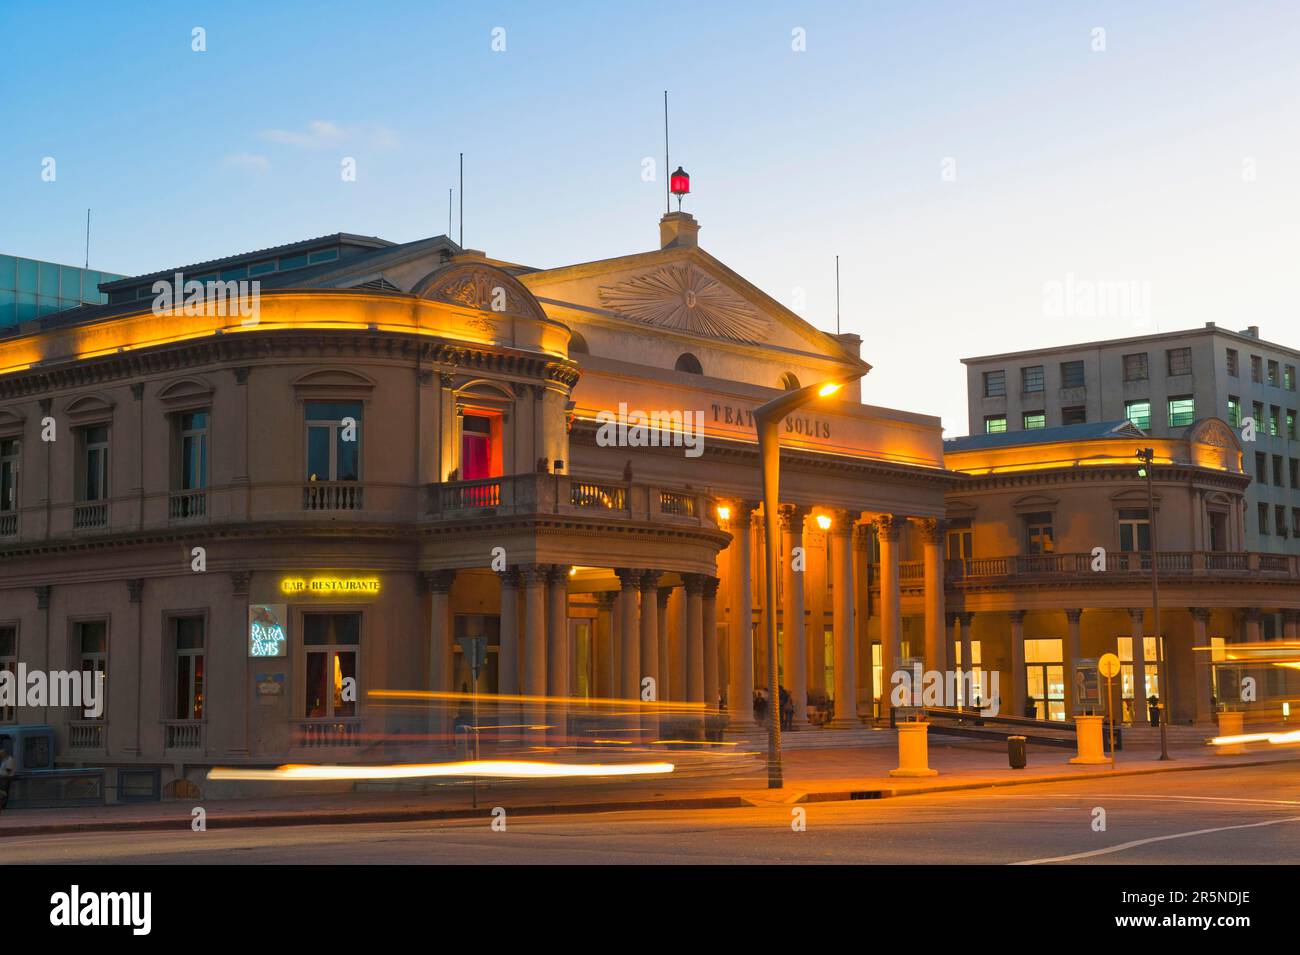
[640,571,661,699]
[728,501,757,724]
[685,573,705,702]
[780,504,809,723]
[852,523,872,706]
[1010,610,1026,718]
[876,514,904,723]
[829,509,857,726]
[656,587,672,700]
[520,565,548,698]
[703,577,720,710]
[920,518,947,674]
[1065,608,1082,717]
[1190,607,1212,724]
[595,592,616,698]
[547,565,571,698]
[497,570,520,696]
[616,569,642,699]
[426,570,457,694]
[1129,607,1146,723]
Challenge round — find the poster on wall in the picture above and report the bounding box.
[249,604,288,657]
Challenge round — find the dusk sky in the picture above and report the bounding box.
[3,1,1298,435]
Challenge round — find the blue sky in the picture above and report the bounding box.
[2,1,1298,434]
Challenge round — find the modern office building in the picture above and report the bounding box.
[962,324,1300,553]
[0,254,123,329]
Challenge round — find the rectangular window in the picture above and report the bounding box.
[1167,396,1195,427]
[0,438,18,512]
[1277,505,1288,539]
[1118,508,1150,553]
[79,426,110,502]
[1226,349,1239,377]
[1270,406,1280,437]
[1258,503,1270,535]
[1274,454,1285,487]
[305,401,362,482]
[946,519,973,560]
[1268,360,1280,387]
[1287,364,1297,391]
[1253,401,1265,428]
[1251,355,1263,383]
[1288,410,1296,440]
[1061,405,1087,425]
[1123,353,1148,382]
[303,612,360,719]
[1125,400,1151,431]
[76,620,107,718]
[983,370,1006,398]
[0,626,15,722]
[1024,511,1054,554]
[178,411,208,491]
[1227,396,1241,428]
[173,616,205,721]
[1021,365,1044,393]
[1167,347,1192,377]
[460,414,496,480]
[1060,360,1085,389]
[1022,411,1046,430]
[1293,508,1300,538]
[1255,452,1267,483]
[1291,458,1298,490]
[984,415,1007,434]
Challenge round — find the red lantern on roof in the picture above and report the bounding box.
[670,166,690,209]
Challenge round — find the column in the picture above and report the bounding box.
[497,570,520,696]
[656,587,672,701]
[852,523,873,709]
[877,515,904,723]
[703,577,720,710]
[1284,609,1299,641]
[547,565,571,698]
[639,571,661,699]
[1065,608,1082,717]
[685,574,705,702]
[959,612,975,708]
[427,570,457,694]
[1191,607,1213,724]
[1129,607,1147,723]
[728,502,757,724]
[780,504,809,723]
[1010,610,1026,719]
[520,566,547,697]
[616,569,641,699]
[1245,607,1262,643]
[830,509,857,727]
[594,592,616,698]
[920,518,947,674]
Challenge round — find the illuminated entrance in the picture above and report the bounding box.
[1025,638,1065,721]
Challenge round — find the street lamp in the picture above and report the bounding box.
[755,371,865,788]
[1137,447,1171,761]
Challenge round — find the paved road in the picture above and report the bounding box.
[8,763,1299,864]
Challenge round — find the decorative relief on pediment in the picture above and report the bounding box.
[1187,417,1240,450]
[416,264,547,330]
[598,264,770,344]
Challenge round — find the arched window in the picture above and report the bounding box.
[780,372,801,391]
[568,330,589,355]
[675,353,703,375]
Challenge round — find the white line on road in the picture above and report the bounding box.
[1015,793,1300,807]
[1013,814,1300,865]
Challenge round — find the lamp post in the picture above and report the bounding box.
[1137,447,1171,761]
[755,372,864,788]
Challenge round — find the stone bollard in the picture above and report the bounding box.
[1215,710,1246,755]
[1069,714,1109,764]
[889,721,938,777]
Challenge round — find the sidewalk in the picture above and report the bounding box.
[2,739,1293,837]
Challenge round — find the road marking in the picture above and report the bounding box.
[1013,814,1300,864]
[1021,793,1300,807]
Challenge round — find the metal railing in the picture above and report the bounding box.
[302,481,364,511]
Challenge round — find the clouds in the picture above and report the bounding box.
[222,120,397,174]
[222,153,270,171]
[261,119,346,149]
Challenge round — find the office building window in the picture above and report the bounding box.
[0,438,17,513]
[1021,365,1044,393]
[1268,360,1280,387]
[1253,401,1264,428]
[1125,400,1151,431]
[1293,508,1300,537]
[1227,396,1241,427]
[305,401,362,482]
[1060,360,1085,389]
[1226,349,1239,377]
[1270,406,1280,437]
[1287,364,1297,391]
[1251,355,1263,383]
[1061,405,1087,425]
[76,621,108,718]
[173,616,205,721]
[1291,458,1299,489]
[983,370,1006,397]
[1167,396,1195,427]
[77,426,110,502]
[984,415,1007,434]
[1288,410,1296,440]
[1166,347,1192,376]
[1024,512,1055,554]
[1023,411,1046,430]
[1258,503,1270,535]
[1123,353,1148,382]
[0,626,15,722]
[1118,508,1150,552]
[1255,452,1267,483]
[303,613,361,719]
[1277,505,1289,539]
[1274,454,1285,487]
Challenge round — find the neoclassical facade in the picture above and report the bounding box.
[0,215,954,784]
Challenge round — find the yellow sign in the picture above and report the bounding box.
[280,576,381,596]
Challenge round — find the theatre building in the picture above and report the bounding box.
[0,213,956,787]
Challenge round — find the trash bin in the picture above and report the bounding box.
[1008,735,1027,769]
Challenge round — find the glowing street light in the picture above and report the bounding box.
[754,371,864,788]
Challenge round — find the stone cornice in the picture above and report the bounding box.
[955,463,1250,494]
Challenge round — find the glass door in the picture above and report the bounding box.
[1024,638,1065,720]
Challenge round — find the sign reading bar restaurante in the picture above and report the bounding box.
[280,576,381,595]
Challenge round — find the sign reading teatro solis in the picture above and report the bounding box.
[710,402,832,439]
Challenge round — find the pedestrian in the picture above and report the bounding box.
[0,745,15,814]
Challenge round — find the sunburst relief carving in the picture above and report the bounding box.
[598,264,770,344]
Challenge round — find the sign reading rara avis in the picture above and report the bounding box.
[280,576,381,595]
[249,604,288,658]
